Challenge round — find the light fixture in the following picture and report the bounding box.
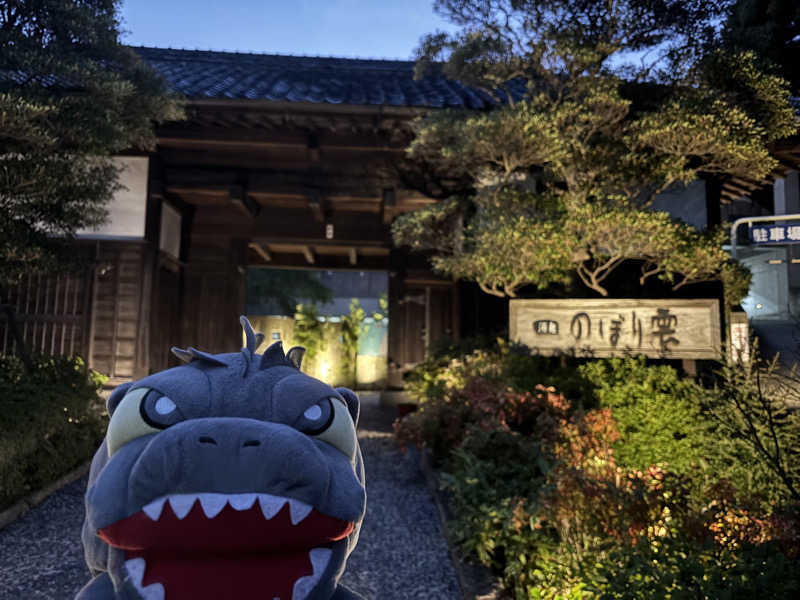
[325,223,334,239]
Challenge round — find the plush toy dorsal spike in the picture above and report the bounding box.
[171,347,193,363]
[188,347,228,366]
[171,346,227,367]
[240,316,259,353]
[240,347,252,377]
[254,332,266,350]
[260,340,289,370]
[286,346,305,370]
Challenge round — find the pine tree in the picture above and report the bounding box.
[393,0,796,301]
[0,0,183,367]
[0,0,183,286]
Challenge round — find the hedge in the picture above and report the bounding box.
[0,354,107,511]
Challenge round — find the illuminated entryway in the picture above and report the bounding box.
[246,268,389,388]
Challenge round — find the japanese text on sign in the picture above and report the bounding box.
[750,224,800,244]
[509,299,721,359]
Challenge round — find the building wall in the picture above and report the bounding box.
[650,180,708,230]
[89,241,154,381]
[775,171,800,315]
[77,156,149,239]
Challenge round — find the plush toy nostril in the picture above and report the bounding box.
[242,439,261,447]
[198,436,217,445]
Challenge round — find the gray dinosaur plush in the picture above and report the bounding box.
[76,317,366,600]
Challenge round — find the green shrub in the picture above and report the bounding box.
[403,340,591,415]
[397,339,800,599]
[703,355,800,510]
[0,354,107,510]
[442,429,549,566]
[582,536,800,599]
[579,357,713,476]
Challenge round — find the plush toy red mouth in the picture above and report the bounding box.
[98,492,354,600]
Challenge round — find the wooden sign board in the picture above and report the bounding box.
[509,299,721,359]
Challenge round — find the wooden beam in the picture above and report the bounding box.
[248,242,271,262]
[157,127,407,153]
[302,245,315,264]
[191,207,391,243]
[349,247,357,265]
[247,253,388,270]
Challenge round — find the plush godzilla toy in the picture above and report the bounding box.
[76,317,366,600]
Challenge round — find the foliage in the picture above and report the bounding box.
[0,0,183,287]
[721,0,800,94]
[0,354,107,510]
[396,343,592,460]
[403,199,752,301]
[404,338,589,405]
[393,0,796,301]
[705,352,800,508]
[340,299,366,386]
[292,303,330,376]
[396,338,800,598]
[579,358,713,476]
[247,269,334,315]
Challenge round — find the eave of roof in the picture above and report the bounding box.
[133,46,513,110]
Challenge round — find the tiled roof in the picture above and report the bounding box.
[134,47,522,109]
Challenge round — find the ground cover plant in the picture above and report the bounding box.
[0,354,107,511]
[395,343,800,598]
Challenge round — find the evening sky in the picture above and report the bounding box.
[119,0,456,60]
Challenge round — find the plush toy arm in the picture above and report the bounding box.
[75,572,114,599]
[332,585,366,600]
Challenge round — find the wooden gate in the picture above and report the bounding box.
[388,278,459,371]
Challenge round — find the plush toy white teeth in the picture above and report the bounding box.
[124,549,331,600]
[125,558,165,600]
[167,494,195,519]
[259,494,285,519]
[288,499,313,524]
[292,548,332,600]
[139,492,315,524]
[228,493,258,511]
[142,497,166,521]
[198,493,227,518]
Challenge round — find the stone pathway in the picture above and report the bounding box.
[0,397,461,600]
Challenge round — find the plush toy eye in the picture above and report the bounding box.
[299,397,357,459]
[297,398,335,436]
[139,390,183,429]
[106,388,181,457]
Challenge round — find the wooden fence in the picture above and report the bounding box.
[0,269,93,358]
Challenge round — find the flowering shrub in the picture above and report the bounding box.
[396,349,800,598]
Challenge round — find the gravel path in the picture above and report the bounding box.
[0,398,461,600]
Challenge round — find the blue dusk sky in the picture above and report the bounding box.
[119,0,457,59]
